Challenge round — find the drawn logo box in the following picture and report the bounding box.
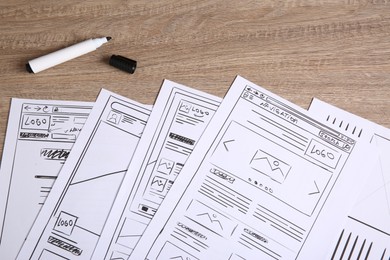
[54,211,77,236]
[21,114,51,131]
[305,139,341,169]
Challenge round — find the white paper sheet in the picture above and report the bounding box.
[0,98,93,260]
[92,80,221,259]
[131,76,375,260]
[308,98,390,259]
[16,89,151,260]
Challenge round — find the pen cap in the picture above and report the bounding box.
[109,55,137,74]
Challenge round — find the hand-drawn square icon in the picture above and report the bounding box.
[150,176,167,192]
[157,158,174,175]
[53,211,77,236]
[250,149,291,184]
[179,101,191,113]
[107,110,121,125]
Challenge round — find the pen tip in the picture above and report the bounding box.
[26,63,34,73]
[106,36,112,41]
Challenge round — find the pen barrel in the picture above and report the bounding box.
[28,38,104,73]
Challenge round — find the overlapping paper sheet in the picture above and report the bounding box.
[93,80,221,259]
[17,89,151,259]
[308,98,390,259]
[130,76,376,259]
[0,99,93,259]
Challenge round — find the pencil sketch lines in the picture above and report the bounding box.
[250,150,291,184]
[70,170,125,186]
[308,181,320,196]
[223,139,235,152]
[151,176,167,192]
[376,136,390,218]
[40,148,70,161]
[199,176,251,214]
[353,134,390,234]
[186,200,237,238]
[253,205,305,243]
[116,218,147,250]
[147,160,157,166]
[196,213,223,230]
[157,158,174,175]
[156,241,198,260]
[179,101,191,113]
[330,229,385,260]
[228,253,246,260]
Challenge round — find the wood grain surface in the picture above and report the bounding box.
[1,0,390,159]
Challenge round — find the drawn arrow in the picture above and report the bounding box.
[24,105,31,111]
[223,139,235,152]
[308,181,320,195]
[35,106,41,111]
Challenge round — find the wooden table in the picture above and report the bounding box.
[1,1,389,159]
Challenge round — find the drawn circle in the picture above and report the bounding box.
[273,161,279,167]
